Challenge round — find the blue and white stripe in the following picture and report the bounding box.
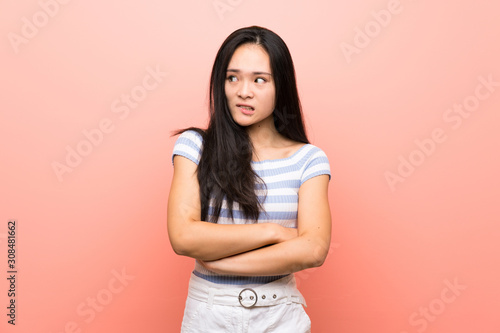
[172,130,331,285]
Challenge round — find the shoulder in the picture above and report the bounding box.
[279,136,328,161]
[177,129,204,146]
[296,143,329,162]
[299,143,331,184]
[172,129,204,165]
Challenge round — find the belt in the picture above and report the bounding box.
[187,272,306,308]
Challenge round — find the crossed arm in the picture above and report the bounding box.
[167,155,332,276]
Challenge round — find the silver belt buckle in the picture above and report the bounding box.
[238,288,258,308]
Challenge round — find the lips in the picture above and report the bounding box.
[237,104,254,110]
[236,104,255,115]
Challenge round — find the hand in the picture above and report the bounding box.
[198,258,230,274]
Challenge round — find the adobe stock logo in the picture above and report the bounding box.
[400,277,467,333]
[51,65,167,182]
[212,0,244,21]
[340,0,408,64]
[54,268,135,333]
[7,0,72,54]
[385,74,499,192]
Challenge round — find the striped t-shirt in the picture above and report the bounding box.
[172,130,331,285]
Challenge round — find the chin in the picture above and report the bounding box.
[231,114,253,127]
[234,119,254,128]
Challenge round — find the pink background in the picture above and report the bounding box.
[1,1,499,332]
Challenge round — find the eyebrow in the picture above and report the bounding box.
[227,69,272,76]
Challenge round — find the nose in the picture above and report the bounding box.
[237,80,253,99]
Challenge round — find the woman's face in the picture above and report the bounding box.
[225,43,276,128]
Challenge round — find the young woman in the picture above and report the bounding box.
[168,26,331,332]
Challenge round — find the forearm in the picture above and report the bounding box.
[169,221,288,261]
[201,232,331,276]
[168,156,296,261]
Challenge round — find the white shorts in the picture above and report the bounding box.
[180,272,312,332]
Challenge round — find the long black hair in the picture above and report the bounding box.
[177,26,308,223]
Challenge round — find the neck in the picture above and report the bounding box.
[246,115,280,148]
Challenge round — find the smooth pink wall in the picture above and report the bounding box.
[1,1,499,332]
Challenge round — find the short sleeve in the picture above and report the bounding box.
[300,146,331,185]
[172,130,203,165]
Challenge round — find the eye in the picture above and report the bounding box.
[227,75,238,82]
[255,77,266,84]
